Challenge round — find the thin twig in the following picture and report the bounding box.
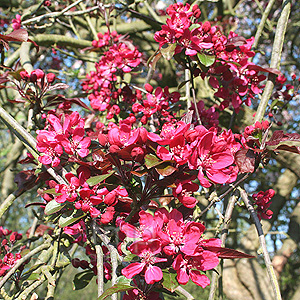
[93,220,104,297]
[143,1,162,24]
[79,2,98,40]
[252,0,276,50]
[208,195,238,300]
[240,189,282,300]
[0,105,66,185]
[198,173,249,219]
[94,227,121,300]
[175,286,194,300]
[0,240,51,289]
[22,0,85,25]
[16,276,46,300]
[185,69,191,109]
[187,59,201,125]
[0,287,12,300]
[0,189,22,219]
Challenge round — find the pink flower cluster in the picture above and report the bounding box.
[151,121,240,189]
[97,119,240,207]
[252,189,275,220]
[82,31,142,112]
[154,2,267,112]
[210,33,266,111]
[118,208,221,288]
[190,101,220,129]
[154,3,216,55]
[36,111,91,167]
[132,85,180,124]
[48,165,127,219]
[0,227,25,277]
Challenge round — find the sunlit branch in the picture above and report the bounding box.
[240,188,282,300]
[254,0,291,122]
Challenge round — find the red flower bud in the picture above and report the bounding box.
[145,83,154,93]
[79,260,89,269]
[20,70,29,80]
[202,21,211,33]
[31,69,45,80]
[71,258,81,268]
[261,120,269,130]
[46,73,56,83]
[131,146,145,163]
[98,133,108,146]
[109,145,120,153]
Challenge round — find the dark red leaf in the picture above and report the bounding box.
[235,149,256,173]
[202,246,255,259]
[156,163,177,176]
[26,224,53,238]
[44,94,92,111]
[14,170,38,193]
[225,36,247,51]
[246,64,282,76]
[0,29,28,42]
[266,130,300,154]
[0,29,39,52]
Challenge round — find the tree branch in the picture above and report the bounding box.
[0,105,66,185]
[240,189,282,300]
[254,0,291,122]
[0,239,51,289]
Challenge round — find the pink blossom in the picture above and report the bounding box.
[12,14,21,30]
[252,189,275,220]
[122,240,167,284]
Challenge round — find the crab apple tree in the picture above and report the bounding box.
[0,1,300,300]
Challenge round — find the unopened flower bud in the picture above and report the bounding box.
[46,73,56,83]
[145,83,154,93]
[71,258,81,268]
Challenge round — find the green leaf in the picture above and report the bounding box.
[116,276,132,285]
[144,154,163,169]
[26,272,40,281]
[177,79,191,90]
[73,270,94,290]
[20,248,30,257]
[162,270,179,292]
[98,283,135,300]
[123,254,138,262]
[160,43,177,61]
[8,68,26,81]
[197,53,216,67]
[58,211,86,228]
[189,23,201,31]
[270,98,284,110]
[45,200,66,215]
[43,188,56,194]
[86,172,115,186]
